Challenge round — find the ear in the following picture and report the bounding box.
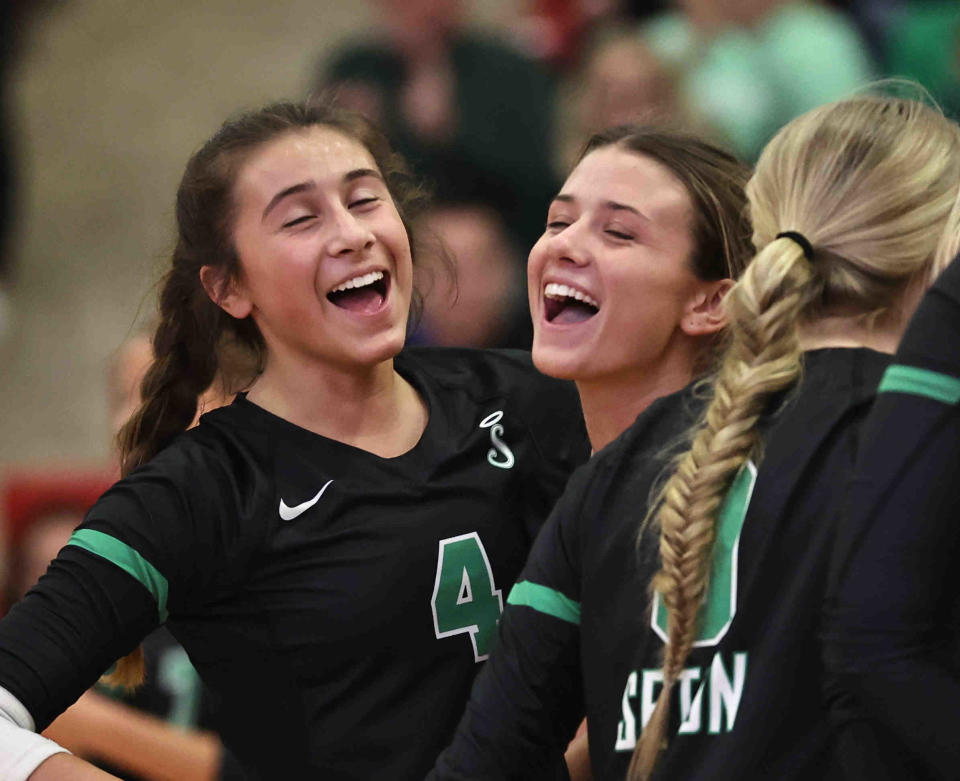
[680,278,734,337]
[200,265,253,320]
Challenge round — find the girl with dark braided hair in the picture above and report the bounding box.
[431,93,960,780]
[0,102,588,780]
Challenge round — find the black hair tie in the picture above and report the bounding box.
[776,231,814,261]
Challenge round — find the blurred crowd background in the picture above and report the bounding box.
[3,0,959,470]
[0,0,957,775]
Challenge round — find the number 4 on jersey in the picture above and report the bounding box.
[431,532,503,662]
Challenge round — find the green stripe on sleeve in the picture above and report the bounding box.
[67,529,169,622]
[878,364,960,404]
[507,581,581,625]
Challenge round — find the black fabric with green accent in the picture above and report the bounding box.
[0,347,588,781]
[432,348,892,781]
[824,253,960,780]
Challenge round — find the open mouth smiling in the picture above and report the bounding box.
[543,282,600,324]
[326,270,390,314]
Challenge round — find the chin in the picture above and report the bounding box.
[348,325,407,368]
[531,342,586,381]
[372,331,407,363]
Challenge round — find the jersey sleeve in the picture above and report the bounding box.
[0,434,258,731]
[77,435,259,614]
[430,459,595,780]
[823,253,960,777]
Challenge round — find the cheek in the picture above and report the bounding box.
[526,243,547,302]
[388,225,414,279]
[616,258,690,305]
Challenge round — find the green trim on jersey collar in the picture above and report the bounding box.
[507,581,580,625]
[879,364,960,404]
[67,529,169,622]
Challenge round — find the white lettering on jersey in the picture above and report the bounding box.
[678,667,704,734]
[614,652,748,748]
[708,651,747,733]
[278,479,334,521]
[615,671,638,750]
[479,410,515,469]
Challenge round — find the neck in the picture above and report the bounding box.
[797,311,908,356]
[246,354,427,458]
[576,359,697,453]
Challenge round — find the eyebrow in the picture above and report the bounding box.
[262,181,315,221]
[344,168,383,184]
[261,169,385,221]
[551,193,649,220]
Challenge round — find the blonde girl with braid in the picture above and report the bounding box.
[431,93,960,781]
[0,102,590,780]
[631,93,960,779]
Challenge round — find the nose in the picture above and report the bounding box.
[544,220,591,267]
[326,205,375,258]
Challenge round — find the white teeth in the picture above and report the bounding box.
[331,270,384,293]
[544,282,599,309]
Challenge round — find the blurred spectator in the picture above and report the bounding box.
[512,0,670,71]
[414,201,531,349]
[315,0,558,249]
[885,1,960,117]
[107,330,246,450]
[641,0,876,159]
[14,510,78,600]
[0,1,67,340]
[558,27,686,168]
[107,332,155,444]
[830,0,903,62]
[1,469,113,613]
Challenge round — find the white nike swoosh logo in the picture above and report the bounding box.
[278,479,334,521]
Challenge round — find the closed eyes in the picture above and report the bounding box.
[348,196,380,209]
[545,219,635,242]
[280,196,381,228]
[282,214,315,228]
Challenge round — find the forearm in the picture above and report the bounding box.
[43,690,221,781]
[431,606,583,780]
[564,727,591,781]
[28,752,119,781]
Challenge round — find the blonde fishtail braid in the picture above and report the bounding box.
[629,241,816,780]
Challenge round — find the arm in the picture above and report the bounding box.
[823,254,960,777]
[564,727,591,781]
[430,465,594,780]
[0,684,118,781]
[1,441,243,781]
[29,754,119,781]
[43,690,221,781]
[0,546,160,780]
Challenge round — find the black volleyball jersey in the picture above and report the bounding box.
[0,347,588,780]
[431,348,890,781]
[824,256,960,780]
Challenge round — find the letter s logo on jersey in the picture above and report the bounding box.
[479,410,515,469]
